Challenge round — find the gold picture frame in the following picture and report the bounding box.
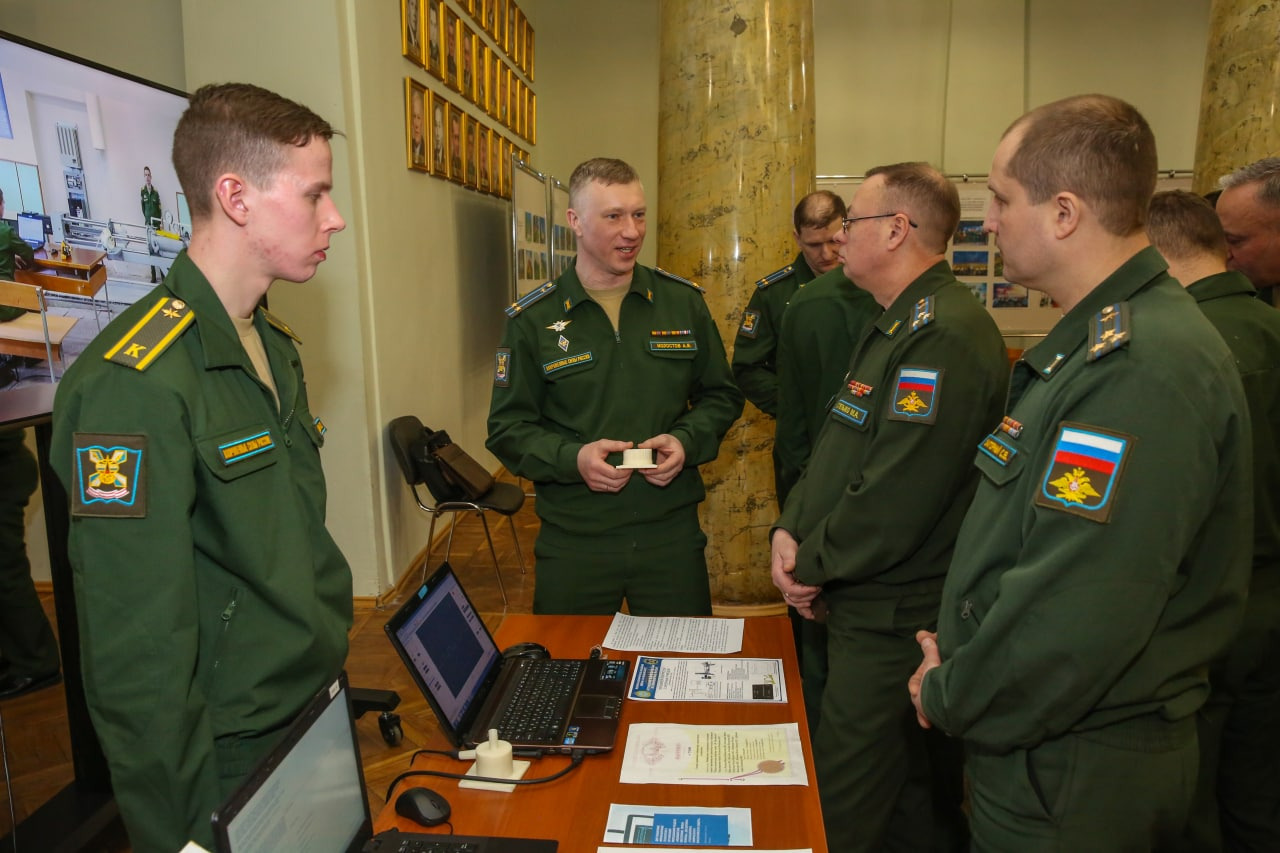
[447,102,465,184]
[478,125,492,194]
[475,42,489,109]
[445,7,462,92]
[464,114,479,189]
[496,62,510,127]
[405,78,429,172]
[430,92,448,177]
[525,19,535,81]
[460,23,476,104]
[401,0,424,67]
[526,89,536,144]
[425,0,444,80]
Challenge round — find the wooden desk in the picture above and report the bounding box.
[374,614,828,851]
[16,248,108,299]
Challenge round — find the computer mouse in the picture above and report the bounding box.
[394,786,452,827]
[501,641,549,661]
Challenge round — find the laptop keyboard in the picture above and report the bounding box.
[384,840,482,852]
[496,659,583,743]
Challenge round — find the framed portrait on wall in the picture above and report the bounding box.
[505,0,517,56]
[402,0,424,67]
[496,63,510,126]
[461,23,476,103]
[430,92,448,176]
[476,43,489,109]
[425,0,444,80]
[496,0,508,53]
[405,78,429,172]
[445,7,461,92]
[478,126,492,193]
[483,0,497,38]
[525,20,534,81]
[513,8,525,71]
[512,78,525,140]
[526,89,536,144]
[464,115,480,189]
[447,102,465,184]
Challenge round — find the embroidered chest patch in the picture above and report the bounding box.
[72,433,147,518]
[543,351,593,374]
[1034,422,1132,523]
[887,366,942,423]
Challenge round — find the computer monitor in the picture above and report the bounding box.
[16,212,45,248]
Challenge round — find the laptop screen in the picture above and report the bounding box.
[387,565,502,736]
[16,213,44,248]
[212,674,371,853]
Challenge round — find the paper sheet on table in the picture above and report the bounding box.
[620,723,808,785]
[602,613,744,653]
[628,656,786,703]
[604,803,753,846]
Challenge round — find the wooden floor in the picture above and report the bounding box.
[0,473,540,850]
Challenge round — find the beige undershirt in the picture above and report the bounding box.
[583,283,628,331]
[230,313,280,410]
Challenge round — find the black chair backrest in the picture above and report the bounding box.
[387,415,466,504]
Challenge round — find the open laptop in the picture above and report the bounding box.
[211,671,557,853]
[16,212,46,249]
[384,562,628,754]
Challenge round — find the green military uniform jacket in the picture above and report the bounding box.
[773,269,880,506]
[0,220,36,322]
[776,261,1008,599]
[141,184,162,228]
[51,251,353,853]
[1188,270,1280,579]
[732,252,818,415]
[921,248,1252,752]
[486,264,743,538]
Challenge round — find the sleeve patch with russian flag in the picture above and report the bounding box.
[1034,422,1132,523]
[887,365,942,424]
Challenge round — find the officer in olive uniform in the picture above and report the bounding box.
[731,190,845,416]
[912,96,1251,851]
[51,84,351,853]
[773,163,1008,853]
[770,267,879,735]
[487,158,743,616]
[141,166,163,282]
[0,429,61,698]
[1147,189,1280,852]
[0,188,35,323]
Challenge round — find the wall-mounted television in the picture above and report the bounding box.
[0,30,189,277]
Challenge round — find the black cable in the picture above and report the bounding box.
[385,750,586,803]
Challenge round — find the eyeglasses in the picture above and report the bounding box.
[841,213,919,232]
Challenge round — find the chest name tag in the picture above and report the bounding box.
[1034,423,1131,523]
[979,434,1017,466]
[832,399,869,427]
[218,431,275,465]
[543,351,593,374]
[649,340,697,352]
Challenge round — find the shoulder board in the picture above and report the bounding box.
[755,265,794,288]
[1087,302,1131,363]
[655,267,705,293]
[909,295,936,333]
[261,308,302,344]
[505,280,557,317]
[103,296,196,371]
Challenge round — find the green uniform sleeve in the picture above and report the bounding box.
[1,228,36,321]
[486,315,586,483]
[731,286,781,416]
[773,308,810,506]
[782,322,1006,587]
[53,371,222,852]
[921,363,1252,752]
[667,298,745,465]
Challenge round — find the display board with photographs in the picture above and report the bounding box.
[403,0,536,194]
[512,156,549,298]
[549,177,575,279]
[818,171,1193,337]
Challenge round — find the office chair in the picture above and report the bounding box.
[387,415,526,606]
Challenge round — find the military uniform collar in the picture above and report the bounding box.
[1022,246,1168,379]
[556,264,656,313]
[795,252,820,285]
[1186,269,1257,303]
[165,251,277,370]
[871,260,953,338]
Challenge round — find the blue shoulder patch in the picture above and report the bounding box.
[755,265,794,288]
[1087,302,1131,362]
[910,295,935,333]
[505,281,557,317]
[655,267,705,293]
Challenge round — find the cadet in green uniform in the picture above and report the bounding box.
[1147,189,1280,852]
[731,190,845,416]
[51,84,352,853]
[912,96,1251,852]
[0,430,61,698]
[487,158,743,615]
[771,267,879,734]
[773,163,1008,853]
[0,188,36,322]
[141,166,163,282]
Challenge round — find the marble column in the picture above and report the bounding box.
[1193,0,1280,193]
[657,0,815,611]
